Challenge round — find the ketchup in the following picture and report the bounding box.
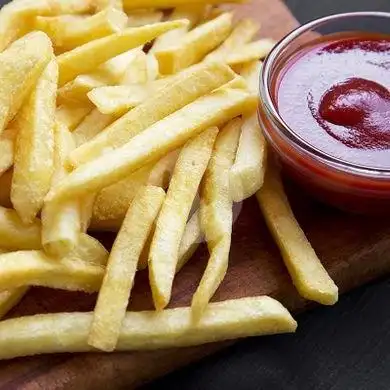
[276,33,390,169]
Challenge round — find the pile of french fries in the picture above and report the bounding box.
[0,0,339,360]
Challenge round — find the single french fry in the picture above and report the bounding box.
[80,195,96,233]
[176,209,203,272]
[58,48,142,103]
[204,18,259,63]
[35,8,128,51]
[70,62,235,166]
[72,233,110,267]
[88,78,168,115]
[239,60,261,93]
[48,86,257,203]
[256,164,338,305]
[11,59,58,224]
[0,206,41,250]
[192,118,241,319]
[0,296,296,360]
[0,244,107,293]
[226,39,276,66]
[0,128,17,177]
[57,20,188,86]
[89,186,165,352]
[0,287,28,320]
[0,31,53,135]
[150,5,206,53]
[123,0,245,9]
[94,0,123,11]
[73,109,117,147]
[149,128,217,310]
[156,12,233,74]
[41,122,81,257]
[127,10,163,27]
[56,103,93,131]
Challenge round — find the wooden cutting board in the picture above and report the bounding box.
[2,1,390,389]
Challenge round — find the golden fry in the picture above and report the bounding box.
[41,122,81,257]
[123,0,244,9]
[204,18,259,62]
[0,296,296,360]
[56,103,93,131]
[0,128,17,177]
[48,86,257,203]
[192,119,242,319]
[149,128,217,310]
[127,10,163,27]
[256,164,338,305]
[89,186,165,352]
[156,12,233,74]
[226,39,276,66]
[35,8,128,51]
[0,206,41,250]
[150,5,206,53]
[0,287,28,320]
[12,59,58,224]
[94,0,123,11]
[0,31,53,135]
[57,20,187,86]
[70,62,235,166]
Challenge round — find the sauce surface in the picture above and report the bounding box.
[277,33,390,169]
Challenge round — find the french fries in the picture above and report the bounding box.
[150,5,206,53]
[47,85,256,203]
[0,128,17,176]
[156,12,233,74]
[11,59,58,224]
[127,10,164,27]
[204,18,259,62]
[0,287,28,320]
[226,38,276,66]
[149,128,218,310]
[57,20,188,86]
[123,0,245,9]
[35,8,128,51]
[70,62,235,166]
[41,122,81,257]
[0,31,53,135]
[89,186,165,352]
[0,206,41,250]
[0,296,297,360]
[0,237,108,292]
[256,164,338,305]
[95,0,123,12]
[56,103,94,131]
[192,118,241,319]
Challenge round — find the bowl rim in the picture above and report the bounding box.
[259,11,390,179]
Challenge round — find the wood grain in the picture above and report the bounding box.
[1,1,390,389]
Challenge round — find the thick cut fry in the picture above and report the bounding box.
[0,128,17,177]
[192,119,241,319]
[41,122,81,257]
[204,18,259,62]
[0,242,107,292]
[12,59,57,224]
[91,150,179,231]
[0,170,12,208]
[56,103,93,131]
[149,128,217,310]
[156,13,233,74]
[35,8,128,51]
[177,209,203,272]
[70,62,235,166]
[226,39,276,66]
[0,296,296,360]
[127,10,163,28]
[0,32,53,135]
[150,5,206,53]
[73,109,117,147]
[0,287,28,320]
[89,186,165,352]
[57,20,188,86]
[124,0,244,9]
[58,48,142,103]
[0,206,41,250]
[48,86,257,203]
[256,165,338,305]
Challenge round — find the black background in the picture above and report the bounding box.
[144,1,390,389]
